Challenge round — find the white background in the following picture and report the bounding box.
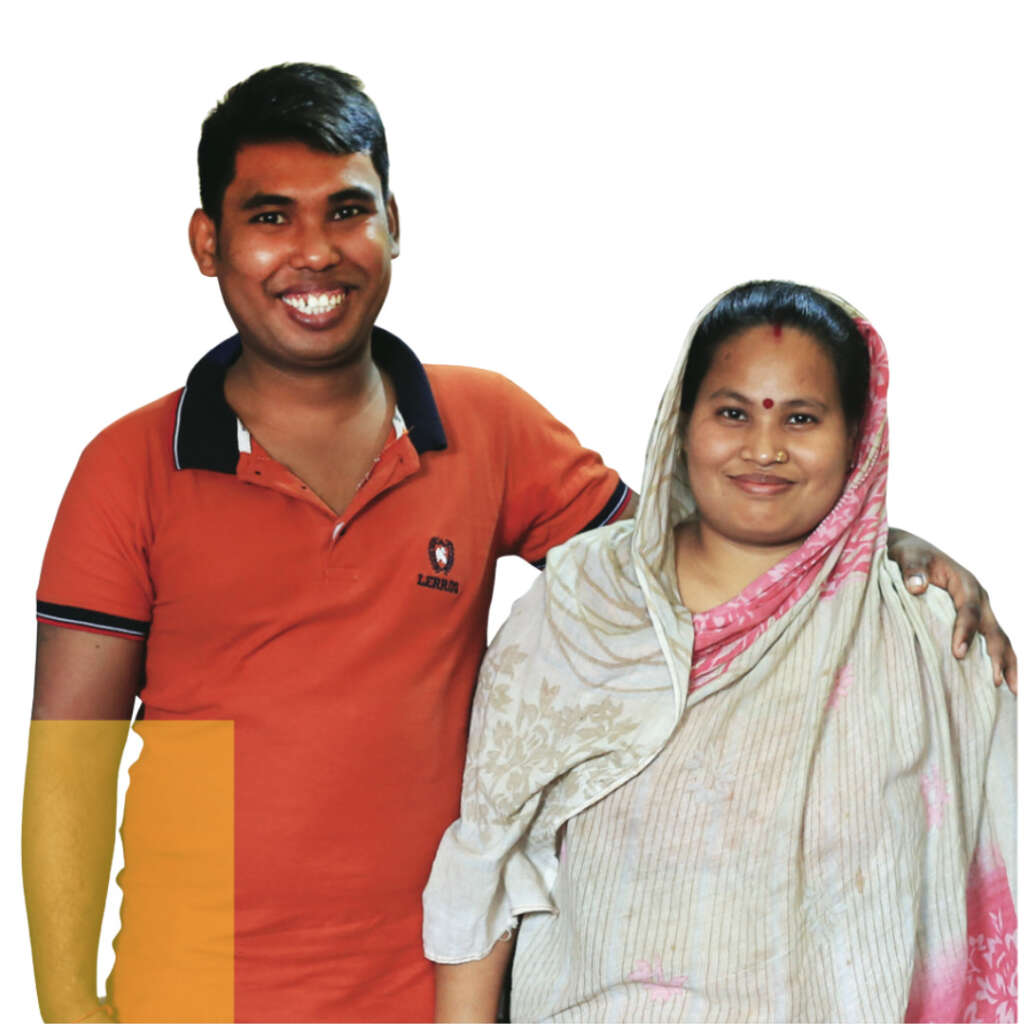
[3,1,1020,1015]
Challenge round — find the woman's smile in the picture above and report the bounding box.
[726,472,797,496]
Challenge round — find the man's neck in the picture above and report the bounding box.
[224,342,387,434]
[221,339,398,515]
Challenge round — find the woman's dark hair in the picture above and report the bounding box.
[198,63,389,225]
[680,281,871,426]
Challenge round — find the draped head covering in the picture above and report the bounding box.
[424,284,1016,1022]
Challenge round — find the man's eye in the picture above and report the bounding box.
[250,211,286,225]
[330,205,367,220]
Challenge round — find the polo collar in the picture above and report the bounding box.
[173,327,448,473]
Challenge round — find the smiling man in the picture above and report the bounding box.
[23,64,1016,1024]
[25,64,632,1024]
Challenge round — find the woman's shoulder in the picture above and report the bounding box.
[545,519,637,582]
[878,556,998,698]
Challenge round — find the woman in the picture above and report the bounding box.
[422,282,1016,1022]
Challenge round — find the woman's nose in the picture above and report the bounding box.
[742,421,784,465]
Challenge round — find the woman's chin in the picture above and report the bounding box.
[697,518,815,553]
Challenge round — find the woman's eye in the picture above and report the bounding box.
[787,413,818,426]
[717,407,747,422]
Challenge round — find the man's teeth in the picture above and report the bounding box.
[282,291,346,314]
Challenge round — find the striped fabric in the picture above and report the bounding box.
[423,288,1017,1021]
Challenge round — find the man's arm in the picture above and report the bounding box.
[887,529,1017,693]
[618,491,639,521]
[24,624,143,1023]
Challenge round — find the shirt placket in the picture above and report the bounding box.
[235,420,421,579]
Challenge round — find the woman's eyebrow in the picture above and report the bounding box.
[707,388,752,403]
[705,389,831,413]
[782,397,829,411]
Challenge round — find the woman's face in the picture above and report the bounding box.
[682,324,856,549]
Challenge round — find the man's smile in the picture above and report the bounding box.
[278,287,351,328]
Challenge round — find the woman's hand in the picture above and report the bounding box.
[888,528,1017,694]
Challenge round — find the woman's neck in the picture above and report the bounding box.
[673,519,803,614]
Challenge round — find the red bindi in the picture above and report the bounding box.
[771,323,782,339]
[762,398,774,409]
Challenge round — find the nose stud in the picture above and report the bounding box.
[743,447,790,465]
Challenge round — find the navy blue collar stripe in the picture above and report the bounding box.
[173,328,447,473]
[173,337,245,474]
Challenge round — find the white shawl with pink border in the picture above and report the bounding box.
[423,292,1016,1021]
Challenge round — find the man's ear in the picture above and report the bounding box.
[386,194,400,258]
[189,208,219,278]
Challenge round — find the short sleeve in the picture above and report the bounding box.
[494,377,630,565]
[37,429,154,639]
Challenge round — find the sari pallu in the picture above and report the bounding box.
[423,291,1016,1022]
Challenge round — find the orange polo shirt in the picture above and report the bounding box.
[37,328,630,1023]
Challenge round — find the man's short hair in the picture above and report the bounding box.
[198,63,390,224]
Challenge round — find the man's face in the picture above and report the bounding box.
[190,141,399,371]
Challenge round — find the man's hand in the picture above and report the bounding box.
[888,528,1017,694]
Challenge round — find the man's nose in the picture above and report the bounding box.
[288,219,341,272]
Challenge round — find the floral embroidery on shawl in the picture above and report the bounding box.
[826,663,854,709]
[905,849,1018,1022]
[628,957,688,1001]
[964,849,1018,1022]
[920,764,951,829]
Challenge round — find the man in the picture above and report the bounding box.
[23,64,1016,1024]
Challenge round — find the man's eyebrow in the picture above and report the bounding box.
[239,187,378,211]
[327,187,378,204]
[240,192,295,210]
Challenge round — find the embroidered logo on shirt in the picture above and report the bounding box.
[428,537,455,575]
[418,537,460,594]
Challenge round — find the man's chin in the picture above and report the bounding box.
[233,327,373,374]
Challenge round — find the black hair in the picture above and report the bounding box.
[198,63,390,224]
[680,281,871,427]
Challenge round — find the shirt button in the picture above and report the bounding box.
[332,521,346,541]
